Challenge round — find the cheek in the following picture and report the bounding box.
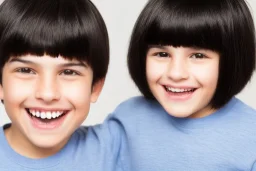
[2,78,34,103]
[60,80,92,108]
[146,59,166,82]
[2,78,35,121]
[193,62,219,88]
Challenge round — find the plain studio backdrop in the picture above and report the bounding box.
[0,0,256,126]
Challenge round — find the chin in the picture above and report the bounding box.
[29,135,67,149]
[165,108,194,118]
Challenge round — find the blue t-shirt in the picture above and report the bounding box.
[108,96,256,171]
[2,96,256,171]
[0,122,126,171]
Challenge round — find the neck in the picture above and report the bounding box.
[4,125,67,159]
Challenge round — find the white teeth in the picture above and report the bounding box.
[46,112,52,119]
[30,110,36,116]
[165,86,193,93]
[36,111,40,117]
[41,112,46,119]
[52,112,57,119]
[58,111,63,115]
[28,109,66,119]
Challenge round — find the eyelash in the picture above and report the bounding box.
[190,53,207,59]
[16,67,35,74]
[15,68,80,76]
[153,52,207,59]
[154,52,169,58]
[60,69,80,76]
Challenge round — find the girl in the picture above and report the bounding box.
[109,0,256,170]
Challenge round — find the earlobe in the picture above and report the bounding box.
[90,78,105,103]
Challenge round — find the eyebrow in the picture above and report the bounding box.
[61,62,87,68]
[9,58,34,64]
[9,58,87,68]
[148,45,169,50]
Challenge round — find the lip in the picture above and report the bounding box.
[26,107,70,112]
[163,84,197,89]
[25,108,70,130]
[162,85,197,101]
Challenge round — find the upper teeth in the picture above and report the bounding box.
[29,109,65,119]
[166,87,193,92]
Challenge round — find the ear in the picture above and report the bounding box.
[90,78,105,103]
[0,84,3,100]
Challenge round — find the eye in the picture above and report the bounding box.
[190,53,206,59]
[154,52,170,58]
[60,69,79,76]
[16,67,35,74]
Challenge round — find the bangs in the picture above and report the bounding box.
[128,0,255,108]
[144,1,225,51]
[0,0,102,64]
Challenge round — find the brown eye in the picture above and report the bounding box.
[17,68,35,74]
[61,69,79,76]
[155,52,169,57]
[191,53,206,59]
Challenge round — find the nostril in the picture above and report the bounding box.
[35,91,60,102]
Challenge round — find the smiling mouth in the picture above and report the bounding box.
[26,108,69,120]
[164,86,197,93]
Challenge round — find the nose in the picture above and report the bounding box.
[166,58,189,81]
[35,76,60,103]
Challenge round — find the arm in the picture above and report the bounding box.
[250,160,256,171]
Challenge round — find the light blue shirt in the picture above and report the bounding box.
[2,96,256,171]
[108,96,256,171]
[0,123,125,171]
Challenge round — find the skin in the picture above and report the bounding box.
[146,46,219,118]
[0,54,104,158]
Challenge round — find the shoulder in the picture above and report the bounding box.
[113,96,159,114]
[117,96,149,107]
[68,126,116,153]
[231,98,256,117]
[98,96,159,134]
[226,98,256,136]
[105,96,167,127]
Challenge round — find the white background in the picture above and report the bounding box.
[0,0,256,126]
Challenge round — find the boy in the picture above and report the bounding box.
[0,0,124,170]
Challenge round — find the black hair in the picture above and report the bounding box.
[128,0,256,109]
[0,0,109,84]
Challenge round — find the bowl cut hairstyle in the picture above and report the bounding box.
[128,0,256,109]
[0,0,109,84]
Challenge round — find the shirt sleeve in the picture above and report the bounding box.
[250,161,256,171]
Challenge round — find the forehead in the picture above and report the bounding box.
[7,54,88,66]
